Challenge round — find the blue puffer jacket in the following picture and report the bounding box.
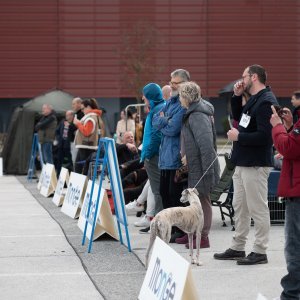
[152,95,186,169]
[141,84,166,162]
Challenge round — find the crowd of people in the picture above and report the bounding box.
[34,65,300,299]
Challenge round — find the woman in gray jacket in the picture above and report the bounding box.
[178,81,220,249]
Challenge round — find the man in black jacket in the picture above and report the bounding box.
[214,64,278,265]
[35,104,57,164]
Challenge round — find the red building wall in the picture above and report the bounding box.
[0,0,299,99]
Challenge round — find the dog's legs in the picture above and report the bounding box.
[145,224,156,269]
[165,226,172,244]
[188,233,195,264]
[196,230,202,266]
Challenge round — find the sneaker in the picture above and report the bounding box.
[237,252,268,265]
[134,215,151,227]
[185,237,210,249]
[125,200,144,215]
[214,248,246,260]
[139,226,150,234]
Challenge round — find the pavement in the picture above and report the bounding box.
[0,156,287,299]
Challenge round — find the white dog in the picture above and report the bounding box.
[145,188,204,268]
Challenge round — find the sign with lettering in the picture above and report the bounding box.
[52,168,70,207]
[139,237,198,300]
[78,180,117,241]
[61,172,87,219]
[37,164,47,191]
[40,164,57,197]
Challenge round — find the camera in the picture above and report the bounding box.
[273,105,285,118]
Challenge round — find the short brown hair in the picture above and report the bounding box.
[248,64,267,84]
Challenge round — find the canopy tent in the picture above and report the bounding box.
[2,89,75,174]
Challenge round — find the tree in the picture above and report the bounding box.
[119,20,164,102]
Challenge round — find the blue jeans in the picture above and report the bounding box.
[281,198,300,300]
[41,142,53,164]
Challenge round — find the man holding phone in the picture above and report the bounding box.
[270,103,300,299]
[214,64,278,265]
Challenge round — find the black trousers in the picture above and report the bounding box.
[160,169,184,209]
[75,148,95,175]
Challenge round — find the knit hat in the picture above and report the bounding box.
[143,83,164,103]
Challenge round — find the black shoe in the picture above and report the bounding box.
[139,226,150,234]
[136,211,143,218]
[237,252,268,265]
[214,248,246,260]
[170,231,185,243]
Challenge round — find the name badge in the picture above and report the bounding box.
[239,113,251,128]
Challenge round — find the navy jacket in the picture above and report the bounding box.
[230,87,278,167]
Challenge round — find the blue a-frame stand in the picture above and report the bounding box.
[82,137,132,253]
[27,133,44,182]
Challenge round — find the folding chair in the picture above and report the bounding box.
[211,154,235,230]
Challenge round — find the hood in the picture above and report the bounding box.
[143,83,165,108]
[185,99,214,119]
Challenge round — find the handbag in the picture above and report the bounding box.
[174,165,188,184]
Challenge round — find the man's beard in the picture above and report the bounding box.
[171,89,179,97]
[244,82,252,95]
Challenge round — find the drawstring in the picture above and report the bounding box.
[192,140,231,192]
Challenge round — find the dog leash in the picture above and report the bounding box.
[192,139,231,191]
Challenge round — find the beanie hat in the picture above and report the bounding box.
[143,83,164,103]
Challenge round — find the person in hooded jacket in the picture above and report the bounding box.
[73,98,103,174]
[178,81,220,249]
[138,83,166,231]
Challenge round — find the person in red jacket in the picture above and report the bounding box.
[270,104,300,300]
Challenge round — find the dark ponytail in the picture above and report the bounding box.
[82,98,99,109]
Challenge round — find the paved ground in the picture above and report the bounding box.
[0,158,287,299]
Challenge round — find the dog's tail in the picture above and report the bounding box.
[145,220,159,269]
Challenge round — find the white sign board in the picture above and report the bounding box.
[78,180,117,241]
[61,172,87,219]
[37,164,47,191]
[40,163,57,197]
[106,139,127,225]
[52,168,70,206]
[139,237,198,300]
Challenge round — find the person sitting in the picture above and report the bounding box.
[116,131,139,165]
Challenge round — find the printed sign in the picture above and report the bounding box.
[61,172,87,219]
[37,164,47,191]
[106,140,127,225]
[52,168,70,206]
[78,180,117,241]
[139,237,198,300]
[40,164,57,197]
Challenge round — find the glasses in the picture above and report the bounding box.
[169,81,184,86]
[241,73,253,80]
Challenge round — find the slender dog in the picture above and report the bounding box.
[145,188,204,268]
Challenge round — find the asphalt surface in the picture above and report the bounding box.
[0,157,287,300]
